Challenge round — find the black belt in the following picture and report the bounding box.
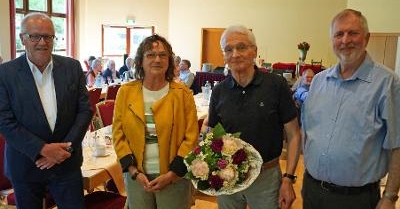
[305,171,379,195]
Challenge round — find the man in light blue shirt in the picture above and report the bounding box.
[302,9,400,209]
[179,59,195,88]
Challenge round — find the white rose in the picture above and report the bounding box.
[222,135,243,155]
[218,166,236,182]
[190,159,209,180]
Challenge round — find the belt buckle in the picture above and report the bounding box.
[320,181,330,191]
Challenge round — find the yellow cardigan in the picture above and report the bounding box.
[112,80,199,175]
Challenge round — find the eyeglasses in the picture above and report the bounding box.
[24,34,55,43]
[223,43,254,56]
[145,51,169,60]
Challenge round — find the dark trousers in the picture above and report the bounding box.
[12,169,85,209]
[302,171,380,209]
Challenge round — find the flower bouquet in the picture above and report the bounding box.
[297,41,310,62]
[184,123,262,196]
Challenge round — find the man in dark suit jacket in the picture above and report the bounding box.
[102,59,120,84]
[0,13,92,209]
[118,57,134,81]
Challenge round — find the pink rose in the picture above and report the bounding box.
[193,146,201,155]
[217,159,228,169]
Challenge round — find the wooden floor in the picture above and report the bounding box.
[191,156,304,209]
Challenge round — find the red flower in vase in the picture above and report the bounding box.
[297,42,310,51]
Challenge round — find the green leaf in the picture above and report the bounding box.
[184,153,196,164]
[213,123,241,139]
[232,132,241,138]
[212,123,226,139]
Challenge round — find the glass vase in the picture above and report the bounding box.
[298,49,307,62]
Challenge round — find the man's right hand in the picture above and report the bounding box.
[35,142,72,169]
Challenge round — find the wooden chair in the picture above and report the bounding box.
[105,84,121,100]
[311,59,322,65]
[96,100,115,128]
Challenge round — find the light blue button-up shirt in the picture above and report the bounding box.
[302,54,400,186]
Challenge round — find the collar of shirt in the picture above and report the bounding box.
[326,54,373,83]
[227,67,263,89]
[26,56,54,85]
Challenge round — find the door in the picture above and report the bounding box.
[366,33,400,71]
[201,28,225,70]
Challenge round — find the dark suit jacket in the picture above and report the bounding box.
[0,54,93,182]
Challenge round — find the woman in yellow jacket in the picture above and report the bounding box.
[112,34,199,209]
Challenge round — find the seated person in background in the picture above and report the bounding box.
[179,59,195,88]
[119,57,134,80]
[293,68,315,106]
[173,55,183,83]
[84,55,96,71]
[102,59,120,84]
[86,58,103,88]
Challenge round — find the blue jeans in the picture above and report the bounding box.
[12,169,85,209]
[217,165,282,209]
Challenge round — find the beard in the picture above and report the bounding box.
[334,44,365,65]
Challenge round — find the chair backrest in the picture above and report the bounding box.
[88,88,102,116]
[311,59,323,65]
[84,191,126,209]
[96,100,115,127]
[0,135,12,190]
[105,84,121,100]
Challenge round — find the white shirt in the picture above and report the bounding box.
[142,83,169,174]
[26,57,57,132]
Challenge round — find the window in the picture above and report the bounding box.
[10,0,74,58]
[102,25,154,67]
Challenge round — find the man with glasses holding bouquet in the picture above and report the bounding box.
[207,25,301,209]
[0,12,92,209]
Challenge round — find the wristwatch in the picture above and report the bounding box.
[282,173,297,183]
[383,190,399,203]
[131,170,141,180]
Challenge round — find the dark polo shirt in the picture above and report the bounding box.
[208,68,297,162]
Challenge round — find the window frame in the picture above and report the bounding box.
[9,0,75,59]
[101,24,155,57]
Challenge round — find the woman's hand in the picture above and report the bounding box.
[146,171,180,192]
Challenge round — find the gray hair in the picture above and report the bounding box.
[106,59,115,69]
[174,55,181,64]
[125,57,134,68]
[91,58,102,69]
[220,25,257,50]
[330,9,369,37]
[20,12,54,34]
